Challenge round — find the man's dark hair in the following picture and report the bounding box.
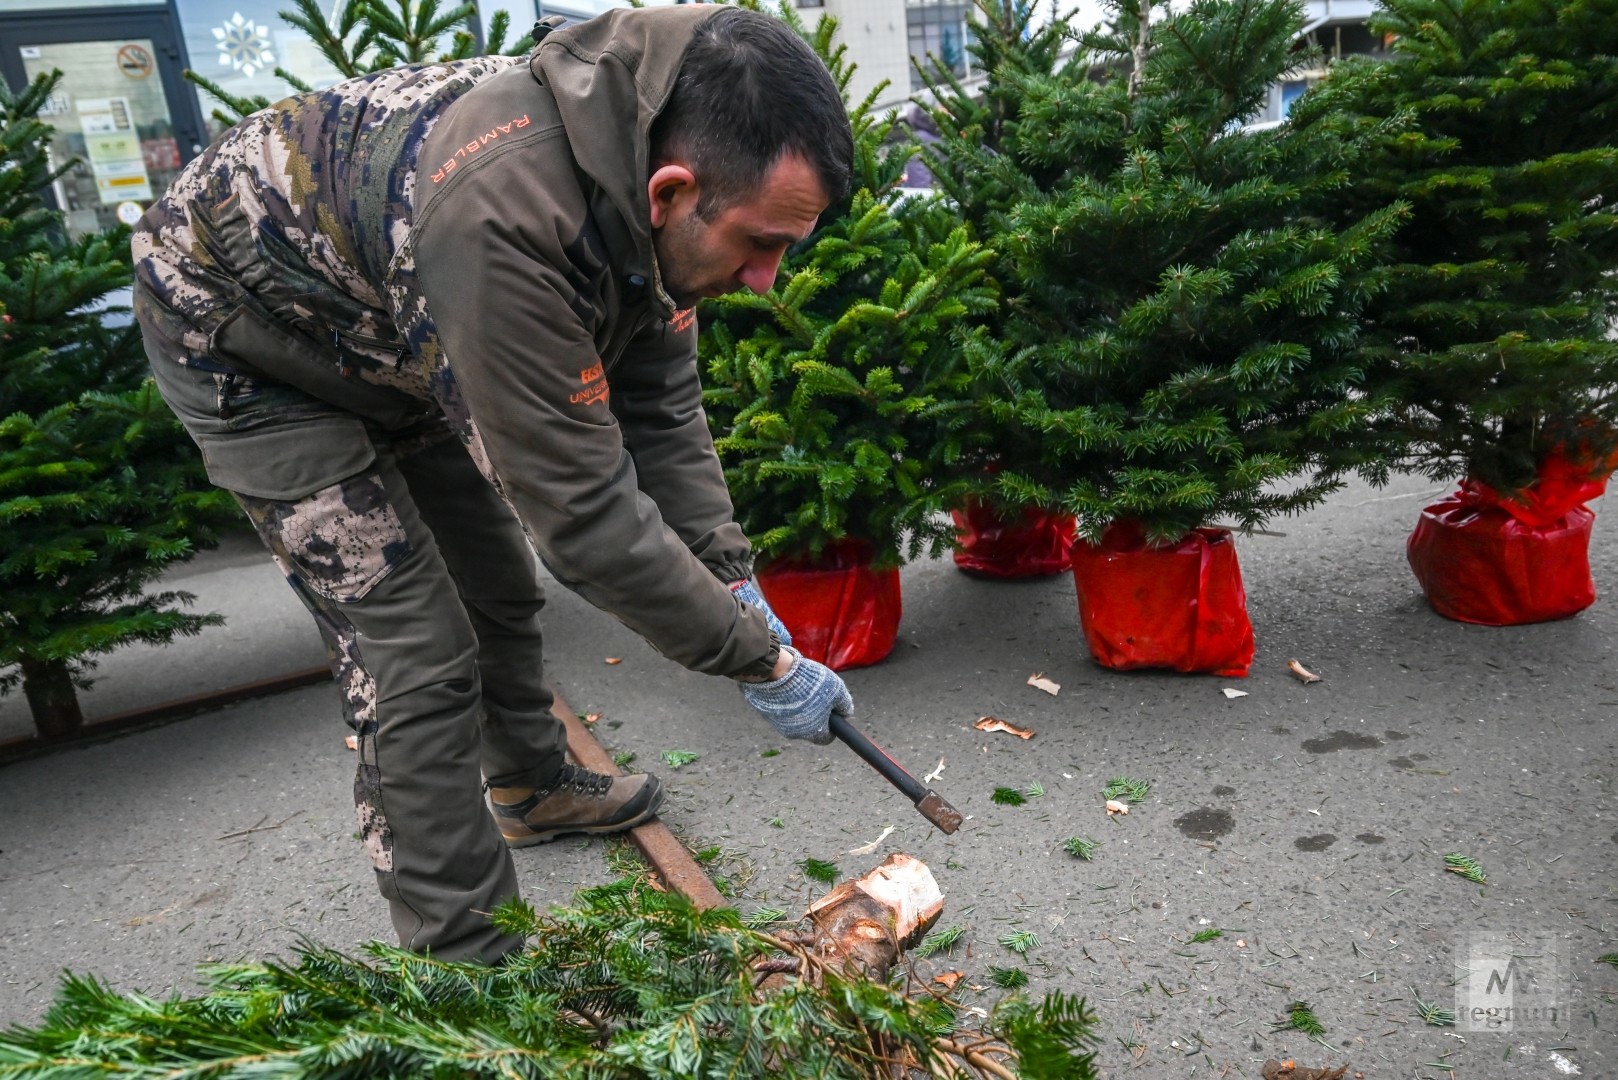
[651,7,852,217]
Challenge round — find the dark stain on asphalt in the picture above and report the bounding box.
[1271,726,1292,735]
[1294,834,1337,852]
[1384,730,1411,741]
[1390,753,1432,769]
[1355,832,1386,844]
[1212,785,1237,798]
[1174,807,1235,840]
[1302,730,1383,754]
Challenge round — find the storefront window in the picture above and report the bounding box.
[172,0,345,130]
[907,1,973,90]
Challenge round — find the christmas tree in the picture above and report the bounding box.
[700,4,999,568]
[921,0,1406,544]
[0,73,236,737]
[0,885,1101,1078]
[1294,0,1618,495]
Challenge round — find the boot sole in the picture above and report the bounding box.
[499,779,665,848]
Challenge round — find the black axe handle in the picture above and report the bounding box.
[829,712,962,834]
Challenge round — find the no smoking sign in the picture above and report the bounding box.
[117,43,153,79]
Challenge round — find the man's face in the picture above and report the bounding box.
[650,153,827,309]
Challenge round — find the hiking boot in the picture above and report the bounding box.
[487,763,664,848]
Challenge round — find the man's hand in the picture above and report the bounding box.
[731,578,792,646]
[739,647,851,744]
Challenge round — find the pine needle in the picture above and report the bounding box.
[1599,953,1618,969]
[742,906,789,928]
[1443,852,1487,884]
[913,925,965,959]
[992,786,1027,806]
[1189,928,1223,944]
[1062,836,1100,860]
[1025,781,1045,798]
[988,966,1029,989]
[1103,777,1150,804]
[800,857,840,885]
[661,749,700,770]
[1414,994,1455,1027]
[1275,1000,1325,1036]
[999,930,1040,956]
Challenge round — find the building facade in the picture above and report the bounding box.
[0,0,1381,237]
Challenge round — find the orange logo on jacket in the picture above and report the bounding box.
[430,115,531,184]
[571,361,608,406]
[670,307,696,334]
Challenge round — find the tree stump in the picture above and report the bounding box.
[803,852,944,979]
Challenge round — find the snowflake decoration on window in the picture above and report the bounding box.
[213,12,275,78]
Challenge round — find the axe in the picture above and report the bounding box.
[829,712,962,834]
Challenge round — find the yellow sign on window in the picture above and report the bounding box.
[76,97,154,203]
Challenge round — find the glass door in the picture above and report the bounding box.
[1,10,207,238]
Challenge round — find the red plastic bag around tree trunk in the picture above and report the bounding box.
[756,539,902,671]
[1069,521,1254,677]
[1407,448,1607,626]
[951,500,1076,578]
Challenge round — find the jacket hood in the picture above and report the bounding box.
[531,5,721,317]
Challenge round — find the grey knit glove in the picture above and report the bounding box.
[731,578,793,646]
[739,647,851,744]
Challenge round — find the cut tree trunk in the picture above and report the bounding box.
[802,852,944,978]
[20,655,84,739]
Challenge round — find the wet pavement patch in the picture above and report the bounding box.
[1294,834,1337,852]
[1389,753,1431,769]
[1384,730,1410,741]
[1174,807,1235,840]
[1271,726,1292,735]
[1212,785,1236,798]
[1302,730,1383,754]
[1355,832,1386,844]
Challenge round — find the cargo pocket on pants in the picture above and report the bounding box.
[267,473,412,603]
[196,416,412,604]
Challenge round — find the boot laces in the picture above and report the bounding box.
[547,762,614,799]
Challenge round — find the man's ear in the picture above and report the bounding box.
[647,164,698,229]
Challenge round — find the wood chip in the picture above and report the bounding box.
[1105,799,1130,816]
[973,715,1035,740]
[344,735,357,751]
[1026,672,1060,696]
[581,712,603,725]
[922,758,946,784]
[1262,1059,1349,1080]
[932,970,965,990]
[1221,688,1248,699]
[846,826,895,856]
[1287,658,1322,684]
[605,657,622,665]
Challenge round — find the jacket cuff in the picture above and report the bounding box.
[727,632,782,682]
[688,523,754,585]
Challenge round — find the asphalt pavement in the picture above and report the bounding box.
[2,473,1615,1079]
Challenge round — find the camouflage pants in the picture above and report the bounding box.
[138,287,565,964]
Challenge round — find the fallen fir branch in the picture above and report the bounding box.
[1062,836,1100,861]
[914,925,966,959]
[1103,777,1150,805]
[1273,1000,1326,1037]
[1443,853,1487,884]
[0,869,1101,1079]
[1413,991,1455,1027]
